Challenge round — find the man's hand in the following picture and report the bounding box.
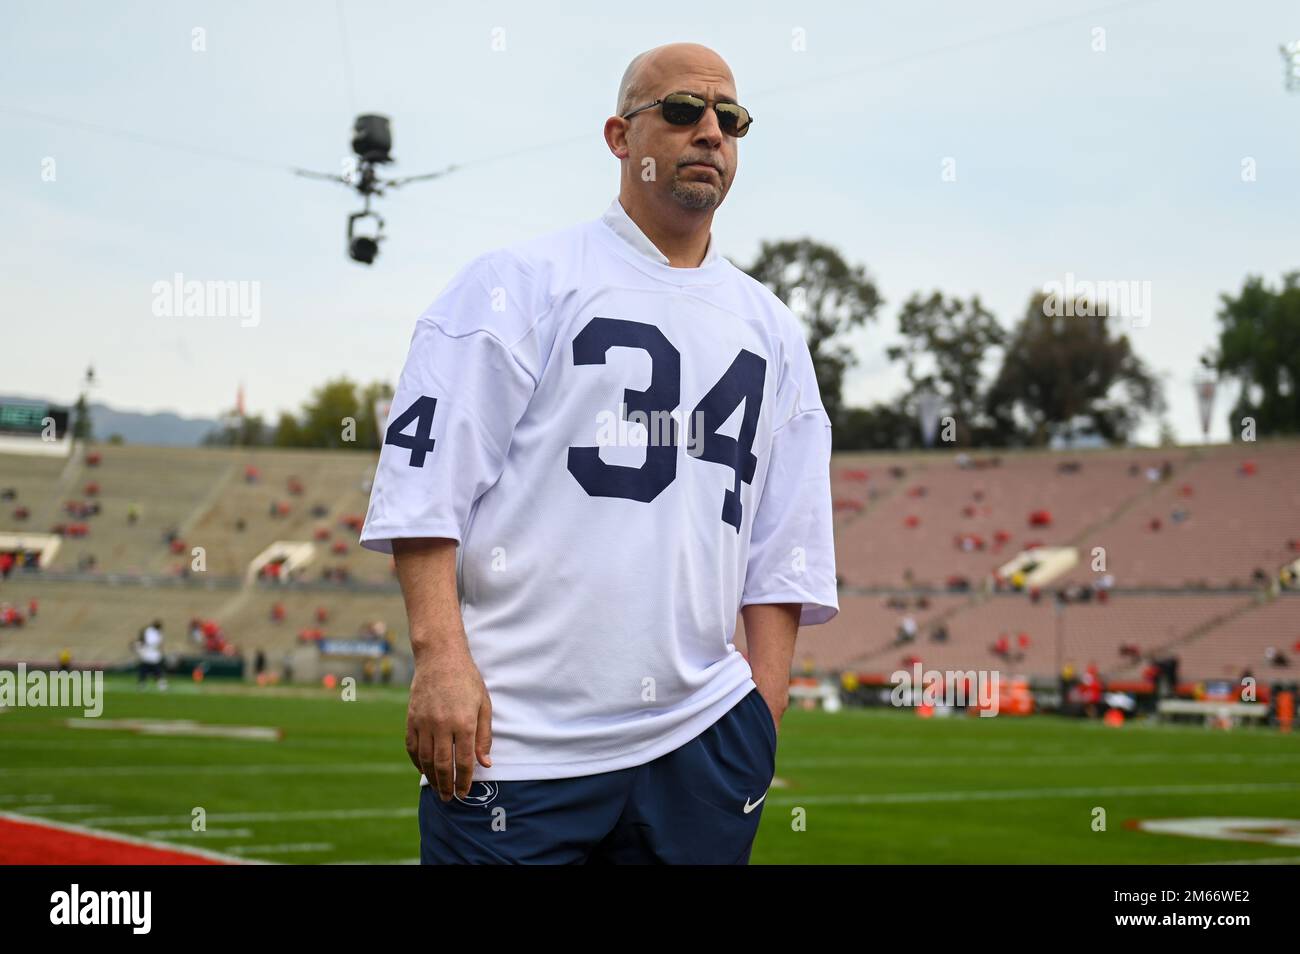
[392,537,493,802]
[406,648,493,802]
[753,675,790,733]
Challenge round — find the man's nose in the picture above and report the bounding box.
[692,107,724,148]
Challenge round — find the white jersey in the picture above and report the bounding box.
[137,626,163,665]
[360,198,838,781]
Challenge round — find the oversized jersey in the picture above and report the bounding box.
[360,198,838,781]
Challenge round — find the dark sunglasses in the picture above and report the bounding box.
[622,92,753,138]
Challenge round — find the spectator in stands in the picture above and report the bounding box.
[58,649,72,671]
[127,502,140,524]
[27,598,37,621]
[1060,661,1077,703]
[254,649,267,678]
[930,623,949,643]
[1265,646,1290,668]
[896,614,917,645]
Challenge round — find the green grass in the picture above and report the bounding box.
[3,676,1299,864]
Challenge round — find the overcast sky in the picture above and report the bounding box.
[2,0,1297,444]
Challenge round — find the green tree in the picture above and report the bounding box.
[273,411,305,448]
[71,393,93,443]
[744,239,882,429]
[835,403,918,450]
[1207,272,1300,439]
[887,291,1005,446]
[986,292,1163,446]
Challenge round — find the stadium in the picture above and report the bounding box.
[3,0,1299,890]
[2,432,1298,865]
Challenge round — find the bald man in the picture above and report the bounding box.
[360,43,838,864]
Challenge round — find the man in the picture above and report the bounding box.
[134,619,166,690]
[360,42,837,864]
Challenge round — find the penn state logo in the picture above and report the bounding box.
[454,781,499,807]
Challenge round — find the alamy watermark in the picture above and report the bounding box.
[151,272,261,327]
[1041,272,1150,328]
[594,403,707,456]
[890,663,1000,717]
[0,664,103,717]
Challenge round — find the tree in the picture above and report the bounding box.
[1207,272,1300,439]
[986,292,1163,446]
[203,414,269,447]
[886,291,1005,445]
[273,411,305,448]
[357,380,395,450]
[744,239,882,429]
[836,403,918,450]
[71,393,93,443]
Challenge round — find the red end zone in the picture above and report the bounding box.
[0,813,241,865]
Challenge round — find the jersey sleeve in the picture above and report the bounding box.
[740,332,839,626]
[359,253,541,555]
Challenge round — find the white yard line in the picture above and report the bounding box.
[143,828,254,839]
[0,762,407,777]
[1195,856,1300,865]
[780,753,1300,768]
[27,804,106,814]
[767,781,1300,806]
[81,806,416,826]
[228,843,333,855]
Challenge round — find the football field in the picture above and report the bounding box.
[3,677,1299,865]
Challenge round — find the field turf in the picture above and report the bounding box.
[2,676,1298,864]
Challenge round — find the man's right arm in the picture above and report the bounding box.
[392,537,493,803]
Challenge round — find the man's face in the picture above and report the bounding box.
[625,58,740,213]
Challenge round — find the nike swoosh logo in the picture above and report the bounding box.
[743,792,768,814]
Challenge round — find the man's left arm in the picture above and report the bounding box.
[741,602,801,731]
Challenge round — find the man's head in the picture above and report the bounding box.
[606,43,743,218]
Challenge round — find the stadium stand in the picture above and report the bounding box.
[0,439,1296,685]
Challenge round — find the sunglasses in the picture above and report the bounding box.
[622,92,753,138]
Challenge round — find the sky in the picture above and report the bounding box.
[2,0,1297,445]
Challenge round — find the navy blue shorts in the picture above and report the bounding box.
[418,687,778,864]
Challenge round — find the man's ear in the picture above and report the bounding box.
[603,116,630,159]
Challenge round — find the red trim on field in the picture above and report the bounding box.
[0,815,234,865]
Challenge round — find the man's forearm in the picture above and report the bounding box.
[392,537,467,659]
[741,602,801,729]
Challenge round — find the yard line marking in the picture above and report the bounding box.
[0,762,408,778]
[325,858,421,865]
[80,807,416,826]
[1196,856,1300,865]
[767,782,1300,806]
[228,843,333,855]
[65,718,283,741]
[28,805,106,814]
[780,753,1300,768]
[143,829,254,839]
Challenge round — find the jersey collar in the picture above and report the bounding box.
[600,198,719,268]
